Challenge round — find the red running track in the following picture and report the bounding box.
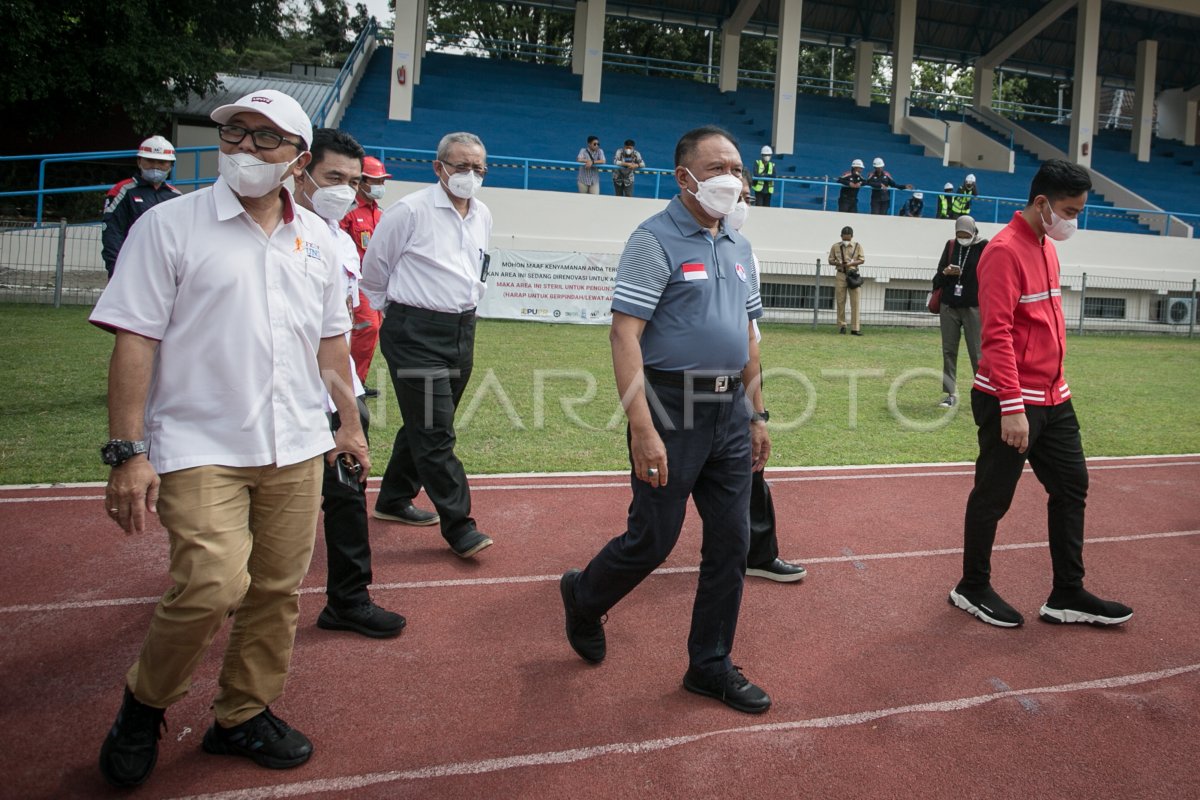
[1,455,1198,799]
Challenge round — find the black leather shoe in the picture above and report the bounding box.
[746,558,807,583]
[839,326,847,334]
[362,386,380,398]
[99,687,166,788]
[202,708,313,769]
[317,602,406,638]
[683,666,771,714]
[450,529,493,558]
[373,503,439,526]
[851,330,863,336]
[560,568,605,663]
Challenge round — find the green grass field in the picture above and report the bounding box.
[1,304,1197,485]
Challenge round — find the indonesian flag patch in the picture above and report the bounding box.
[681,262,708,281]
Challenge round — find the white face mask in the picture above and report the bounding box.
[218,151,300,199]
[365,184,386,201]
[685,169,742,219]
[1041,202,1078,241]
[442,168,483,200]
[303,172,358,221]
[141,168,169,184]
[726,200,750,232]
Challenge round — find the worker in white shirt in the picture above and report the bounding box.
[361,132,494,559]
[293,128,407,639]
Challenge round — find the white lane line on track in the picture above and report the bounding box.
[5,458,1198,504]
[5,529,1197,615]
[166,662,1200,800]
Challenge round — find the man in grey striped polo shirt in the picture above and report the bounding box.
[559,125,773,714]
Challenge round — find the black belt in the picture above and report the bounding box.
[391,303,476,323]
[644,367,742,393]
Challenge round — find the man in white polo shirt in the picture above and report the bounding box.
[91,89,368,789]
[361,131,493,559]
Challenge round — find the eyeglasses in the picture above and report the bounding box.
[217,124,302,151]
[439,161,488,177]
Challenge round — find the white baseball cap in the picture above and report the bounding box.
[872,157,884,168]
[138,135,176,162]
[761,145,773,155]
[211,89,313,150]
[965,173,976,183]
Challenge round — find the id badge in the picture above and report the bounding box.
[954,284,964,297]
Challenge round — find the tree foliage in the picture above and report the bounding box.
[0,0,283,141]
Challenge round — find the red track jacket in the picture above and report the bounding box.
[972,211,1070,416]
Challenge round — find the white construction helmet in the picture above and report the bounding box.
[913,191,924,200]
[944,182,954,190]
[761,145,773,155]
[872,157,885,168]
[965,173,976,183]
[851,158,864,169]
[137,135,176,162]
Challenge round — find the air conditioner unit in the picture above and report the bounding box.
[1166,297,1195,325]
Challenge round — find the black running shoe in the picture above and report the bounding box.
[202,708,313,769]
[1040,588,1132,625]
[98,687,166,788]
[949,585,1024,627]
[560,568,606,663]
[317,601,406,638]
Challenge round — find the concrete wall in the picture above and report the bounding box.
[904,118,1014,173]
[1157,86,1200,145]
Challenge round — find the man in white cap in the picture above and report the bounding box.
[937,181,955,219]
[92,88,368,788]
[835,158,866,213]
[953,173,978,218]
[101,135,182,278]
[752,145,776,207]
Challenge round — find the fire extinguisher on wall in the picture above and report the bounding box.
[397,65,407,85]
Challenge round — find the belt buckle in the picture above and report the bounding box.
[713,375,730,393]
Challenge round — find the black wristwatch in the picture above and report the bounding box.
[100,439,148,467]
[751,410,770,423]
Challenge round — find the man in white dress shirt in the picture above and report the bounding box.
[361,132,494,559]
[91,89,368,789]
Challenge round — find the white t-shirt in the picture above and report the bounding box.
[90,178,350,473]
[360,183,492,314]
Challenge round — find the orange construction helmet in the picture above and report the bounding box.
[362,156,391,179]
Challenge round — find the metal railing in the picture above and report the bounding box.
[313,18,378,127]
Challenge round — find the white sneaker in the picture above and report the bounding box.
[938,395,957,408]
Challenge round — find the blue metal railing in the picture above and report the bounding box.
[313,18,377,128]
[4,144,1198,235]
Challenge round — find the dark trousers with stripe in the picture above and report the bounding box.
[322,397,373,609]
[573,383,753,677]
[376,305,478,545]
[960,390,1088,592]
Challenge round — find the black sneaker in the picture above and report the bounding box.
[949,585,1024,627]
[362,386,380,398]
[317,601,406,638]
[449,529,493,558]
[1040,588,1132,625]
[560,568,606,663]
[850,330,863,336]
[202,708,313,769]
[98,687,166,788]
[372,503,439,526]
[839,326,847,334]
[746,558,807,583]
[683,666,771,714]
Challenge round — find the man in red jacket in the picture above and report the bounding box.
[341,155,390,394]
[949,159,1132,629]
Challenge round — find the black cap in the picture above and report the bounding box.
[841,226,854,236]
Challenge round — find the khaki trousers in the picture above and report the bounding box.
[126,457,323,726]
[835,272,860,331]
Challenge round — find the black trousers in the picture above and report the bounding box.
[322,396,373,609]
[870,195,889,215]
[960,390,1088,591]
[573,382,753,677]
[754,189,772,208]
[376,305,478,545]
[747,471,780,567]
[837,193,858,213]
